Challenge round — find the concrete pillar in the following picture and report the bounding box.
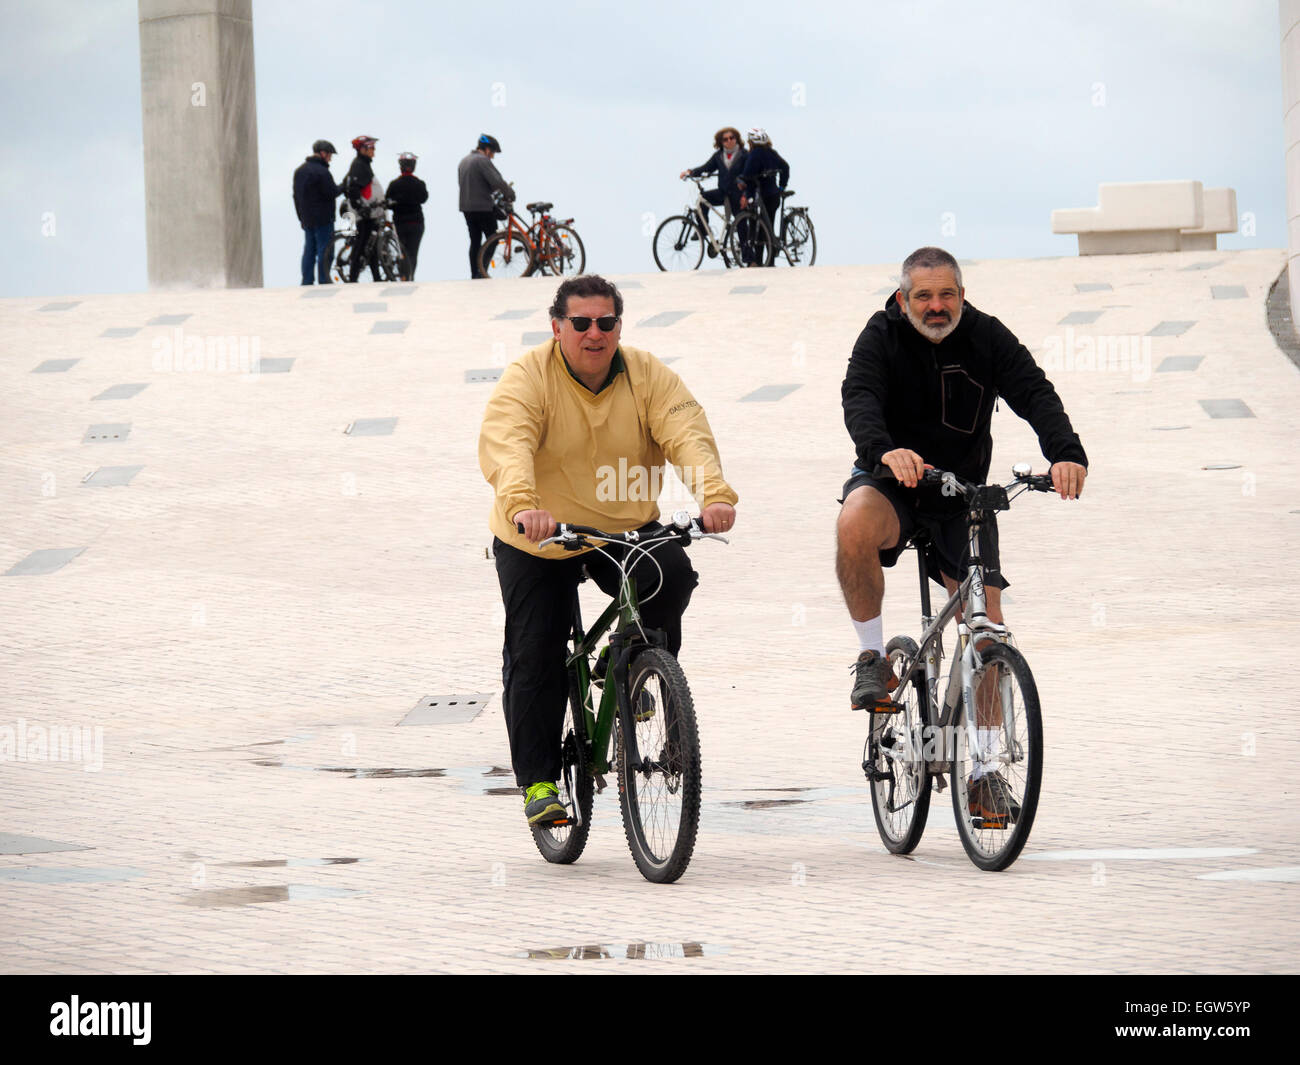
[138,0,262,289]
[1282,1,1300,331]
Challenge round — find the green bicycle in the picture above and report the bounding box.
[524,512,727,883]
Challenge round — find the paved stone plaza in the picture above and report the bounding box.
[2,250,1296,973]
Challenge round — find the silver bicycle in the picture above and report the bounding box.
[651,177,741,271]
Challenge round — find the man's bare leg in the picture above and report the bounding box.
[837,485,901,709]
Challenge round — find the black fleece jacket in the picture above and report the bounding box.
[842,292,1088,484]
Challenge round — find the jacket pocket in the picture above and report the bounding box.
[940,367,985,435]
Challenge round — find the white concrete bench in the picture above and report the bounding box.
[1052,181,1237,254]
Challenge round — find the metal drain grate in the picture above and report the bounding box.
[1199,399,1254,419]
[1211,285,1247,299]
[1156,356,1204,372]
[731,285,766,294]
[147,313,191,325]
[92,383,148,400]
[741,384,801,402]
[521,331,551,345]
[39,301,79,312]
[83,423,131,443]
[257,358,294,373]
[637,311,692,328]
[1074,283,1112,292]
[4,548,87,576]
[370,320,408,334]
[100,327,141,338]
[33,358,79,373]
[82,465,143,487]
[465,368,502,383]
[400,693,495,725]
[493,308,535,320]
[0,833,91,855]
[1058,310,1103,325]
[353,302,386,313]
[1147,320,1195,336]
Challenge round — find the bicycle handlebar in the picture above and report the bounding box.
[516,511,729,549]
[871,464,1057,499]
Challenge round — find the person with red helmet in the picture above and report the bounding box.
[387,152,428,280]
[344,136,382,282]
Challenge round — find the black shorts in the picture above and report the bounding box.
[839,468,1009,590]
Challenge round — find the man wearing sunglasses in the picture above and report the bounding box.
[480,275,738,826]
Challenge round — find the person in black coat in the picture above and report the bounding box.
[837,246,1087,717]
[680,126,747,227]
[344,135,381,282]
[386,152,429,280]
[293,139,341,284]
[735,128,790,264]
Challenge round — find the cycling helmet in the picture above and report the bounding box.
[312,139,337,155]
[351,135,378,150]
[398,152,417,172]
[478,133,502,153]
[746,127,770,145]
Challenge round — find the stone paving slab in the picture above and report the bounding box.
[1,249,1296,975]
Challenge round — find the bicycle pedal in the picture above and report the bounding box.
[706,246,718,258]
[970,813,1008,830]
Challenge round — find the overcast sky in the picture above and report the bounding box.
[0,0,1285,298]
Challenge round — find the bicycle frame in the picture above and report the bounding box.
[683,179,731,260]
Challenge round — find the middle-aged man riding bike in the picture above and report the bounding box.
[479,274,739,826]
[836,245,1088,815]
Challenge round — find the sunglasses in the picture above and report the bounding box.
[561,315,620,332]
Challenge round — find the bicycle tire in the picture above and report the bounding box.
[548,224,585,275]
[779,209,817,267]
[377,230,404,282]
[615,647,701,883]
[868,635,933,854]
[330,232,355,283]
[480,230,536,278]
[652,214,704,271]
[530,672,595,864]
[725,211,775,268]
[950,641,1042,871]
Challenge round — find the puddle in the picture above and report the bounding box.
[0,866,144,884]
[224,858,361,868]
[725,799,810,810]
[518,942,726,960]
[185,884,365,907]
[200,733,317,753]
[251,761,445,778]
[444,765,525,796]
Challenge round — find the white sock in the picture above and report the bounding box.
[853,616,884,655]
[972,727,1000,780]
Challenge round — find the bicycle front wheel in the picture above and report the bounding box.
[779,210,816,266]
[868,636,932,854]
[330,233,355,283]
[616,647,701,883]
[951,642,1042,871]
[725,211,775,268]
[652,215,704,271]
[548,224,586,275]
[531,673,595,864]
[480,231,535,278]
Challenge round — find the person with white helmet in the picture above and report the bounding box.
[735,128,791,266]
[458,134,515,279]
[387,152,428,280]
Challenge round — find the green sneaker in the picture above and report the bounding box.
[524,782,567,825]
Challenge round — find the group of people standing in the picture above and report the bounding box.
[292,136,429,284]
[679,126,790,264]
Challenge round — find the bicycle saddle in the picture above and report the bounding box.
[526,201,553,213]
[780,189,795,198]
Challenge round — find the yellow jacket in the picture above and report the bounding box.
[479,339,739,558]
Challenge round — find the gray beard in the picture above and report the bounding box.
[906,303,962,342]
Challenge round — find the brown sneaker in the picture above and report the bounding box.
[966,771,1020,829]
[850,650,900,712]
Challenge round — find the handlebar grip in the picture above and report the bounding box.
[515,522,525,533]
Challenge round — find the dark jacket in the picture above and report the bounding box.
[690,147,748,194]
[842,293,1088,485]
[344,153,375,206]
[293,155,340,229]
[737,146,789,199]
[386,174,429,223]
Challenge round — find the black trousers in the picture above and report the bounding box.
[395,220,423,279]
[464,210,497,278]
[493,525,699,787]
[349,216,380,282]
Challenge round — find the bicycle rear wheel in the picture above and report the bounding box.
[531,673,595,864]
[868,636,932,853]
[652,215,704,271]
[480,231,535,278]
[950,642,1042,871]
[615,647,701,883]
[378,230,403,282]
[779,210,816,266]
[548,224,585,275]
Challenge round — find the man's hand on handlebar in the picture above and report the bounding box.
[513,509,556,543]
[881,448,930,489]
[699,502,736,535]
[1049,461,1086,501]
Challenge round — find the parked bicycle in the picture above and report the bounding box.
[479,193,585,278]
[525,512,728,883]
[731,169,816,267]
[651,176,743,271]
[865,464,1049,871]
[330,201,407,283]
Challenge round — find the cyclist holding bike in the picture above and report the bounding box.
[837,247,1087,800]
[680,126,748,228]
[343,135,383,282]
[735,128,789,264]
[459,133,515,279]
[479,275,738,826]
